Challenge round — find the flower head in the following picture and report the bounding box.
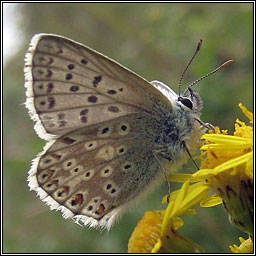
[198,104,253,235]
[128,181,205,253]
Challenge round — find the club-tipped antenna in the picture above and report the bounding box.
[178,39,203,96]
[183,59,234,95]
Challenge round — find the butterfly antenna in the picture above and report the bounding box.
[178,39,203,96]
[183,59,234,95]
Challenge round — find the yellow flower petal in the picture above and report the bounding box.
[177,185,208,215]
[172,216,184,229]
[201,133,252,145]
[245,151,253,179]
[213,152,252,175]
[151,238,162,253]
[181,209,197,215]
[200,194,223,207]
[161,201,174,237]
[238,103,253,123]
[172,181,189,216]
[192,169,215,179]
[168,173,194,182]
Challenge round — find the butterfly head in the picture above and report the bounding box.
[151,80,202,117]
[178,88,203,115]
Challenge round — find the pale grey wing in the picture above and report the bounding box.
[150,80,179,104]
[24,34,172,140]
[28,114,163,230]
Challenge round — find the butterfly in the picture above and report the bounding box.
[24,34,216,230]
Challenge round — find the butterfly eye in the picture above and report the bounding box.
[179,97,193,110]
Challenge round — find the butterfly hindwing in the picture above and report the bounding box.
[28,113,164,229]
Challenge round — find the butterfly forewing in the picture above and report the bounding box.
[25,34,171,139]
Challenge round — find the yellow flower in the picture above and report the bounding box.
[127,210,163,253]
[169,104,253,235]
[128,181,205,253]
[229,236,253,253]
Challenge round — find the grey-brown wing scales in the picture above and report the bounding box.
[28,114,163,228]
[24,34,172,140]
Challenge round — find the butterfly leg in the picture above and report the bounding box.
[182,141,200,170]
[195,118,215,131]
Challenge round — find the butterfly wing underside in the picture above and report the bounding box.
[24,34,172,229]
[24,34,172,139]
